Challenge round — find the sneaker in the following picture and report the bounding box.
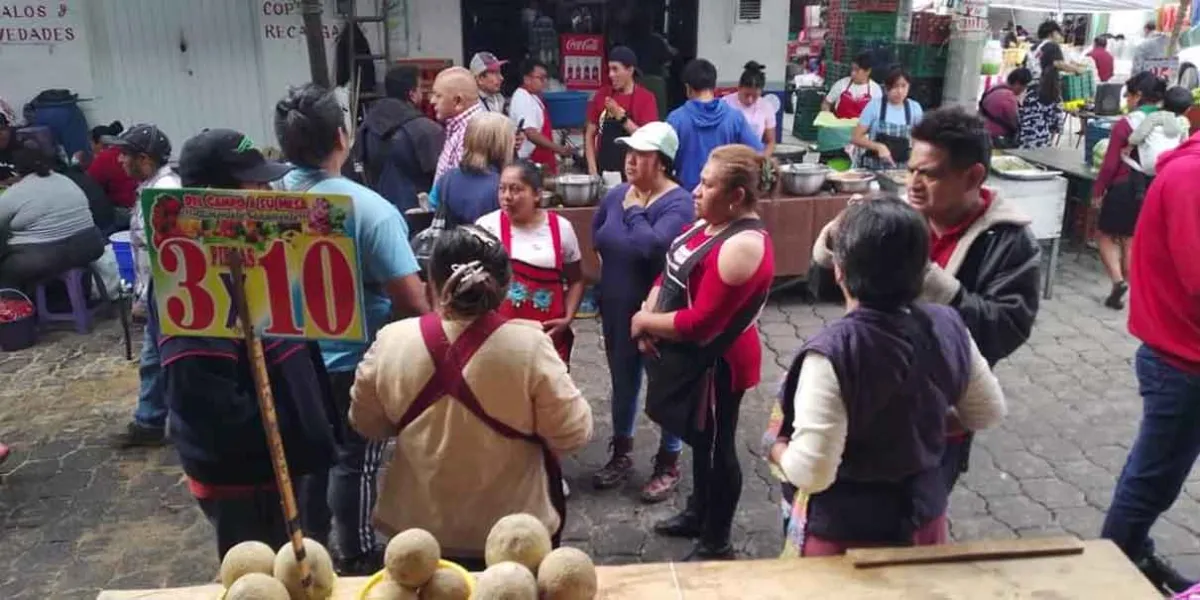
[654,509,704,539]
[1104,281,1128,310]
[640,451,681,504]
[683,540,736,562]
[592,437,635,490]
[1138,553,1195,595]
[336,548,384,576]
[110,422,168,449]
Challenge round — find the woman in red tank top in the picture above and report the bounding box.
[631,145,777,560]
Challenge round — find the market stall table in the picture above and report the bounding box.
[97,538,1160,599]
[557,193,854,283]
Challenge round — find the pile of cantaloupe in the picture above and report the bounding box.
[217,513,597,600]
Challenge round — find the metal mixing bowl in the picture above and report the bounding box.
[556,174,601,207]
[779,163,829,196]
[829,171,876,193]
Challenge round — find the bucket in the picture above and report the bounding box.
[543,91,589,129]
[0,289,37,352]
[109,231,135,285]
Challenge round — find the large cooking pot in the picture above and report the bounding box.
[779,163,829,196]
[556,174,601,207]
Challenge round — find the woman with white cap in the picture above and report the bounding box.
[590,122,695,501]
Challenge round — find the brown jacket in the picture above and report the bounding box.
[350,316,593,557]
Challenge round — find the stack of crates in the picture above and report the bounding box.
[1062,71,1096,103]
[910,13,951,45]
[792,87,826,141]
[898,12,951,109]
[896,42,948,78]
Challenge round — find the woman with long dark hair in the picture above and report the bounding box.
[1018,49,1065,149]
[722,61,777,157]
[0,141,105,287]
[1093,73,1165,309]
[591,122,695,500]
[350,225,592,569]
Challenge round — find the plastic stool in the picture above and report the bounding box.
[35,267,109,334]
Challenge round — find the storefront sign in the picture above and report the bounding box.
[142,188,366,342]
[0,2,79,44]
[560,34,605,90]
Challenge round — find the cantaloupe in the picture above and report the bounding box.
[484,514,552,573]
[384,528,441,588]
[220,541,277,588]
[225,572,290,600]
[474,561,537,600]
[536,547,598,600]
[417,566,471,600]
[364,577,419,600]
[272,538,336,599]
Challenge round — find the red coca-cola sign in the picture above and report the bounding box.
[560,34,606,90]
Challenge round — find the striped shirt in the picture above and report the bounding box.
[436,103,483,182]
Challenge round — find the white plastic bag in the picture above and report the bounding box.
[91,246,122,301]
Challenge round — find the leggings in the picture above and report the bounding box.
[690,360,744,545]
[0,227,105,288]
[601,304,682,452]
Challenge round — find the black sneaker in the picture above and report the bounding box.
[653,509,704,539]
[684,540,736,562]
[1138,553,1195,595]
[336,548,384,576]
[1104,281,1129,310]
[111,422,168,449]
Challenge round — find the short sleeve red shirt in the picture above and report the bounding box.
[586,84,659,128]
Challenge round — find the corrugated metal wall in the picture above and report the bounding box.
[87,0,272,154]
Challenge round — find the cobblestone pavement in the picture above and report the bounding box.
[2,251,1196,598]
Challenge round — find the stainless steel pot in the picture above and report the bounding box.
[829,171,876,193]
[556,174,601,207]
[779,163,829,196]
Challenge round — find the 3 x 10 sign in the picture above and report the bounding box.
[140,188,367,342]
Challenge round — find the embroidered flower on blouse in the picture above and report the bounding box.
[532,288,554,311]
[508,281,530,306]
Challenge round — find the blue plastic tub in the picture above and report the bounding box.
[109,231,135,285]
[544,91,590,129]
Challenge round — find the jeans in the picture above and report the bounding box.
[1101,345,1200,561]
[687,360,744,546]
[326,371,386,558]
[198,473,330,560]
[602,307,682,453]
[133,325,167,429]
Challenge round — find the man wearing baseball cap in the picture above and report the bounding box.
[110,123,181,449]
[585,46,659,178]
[470,51,508,114]
[177,129,292,188]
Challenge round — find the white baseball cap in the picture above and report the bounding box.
[616,121,679,161]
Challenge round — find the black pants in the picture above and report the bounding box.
[688,360,745,546]
[0,227,105,288]
[197,473,330,560]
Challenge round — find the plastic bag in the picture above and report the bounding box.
[91,246,122,301]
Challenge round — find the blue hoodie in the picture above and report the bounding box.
[667,98,764,192]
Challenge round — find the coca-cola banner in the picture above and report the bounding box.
[560,34,606,90]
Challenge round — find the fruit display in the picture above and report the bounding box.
[226,572,290,600]
[537,547,599,600]
[475,562,537,600]
[385,529,441,588]
[273,538,337,599]
[220,541,276,587]
[484,514,553,574]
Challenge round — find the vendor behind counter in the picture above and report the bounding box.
[821,53,883,120]
[852,67,924,170]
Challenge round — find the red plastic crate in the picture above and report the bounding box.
[910,13,952,45]
[849,0,899,12]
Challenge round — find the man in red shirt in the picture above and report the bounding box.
[1100,134,1200,595]
[1087,36,1115,82]
[814,108,1041,489]
[584,46,659,177]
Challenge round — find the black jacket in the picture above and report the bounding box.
[346,98,444,211]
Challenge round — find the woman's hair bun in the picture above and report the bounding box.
[744,60,765,72]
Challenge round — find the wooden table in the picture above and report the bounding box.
[557,193,853,282]
[97,539,1159,599]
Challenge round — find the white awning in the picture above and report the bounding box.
[987,0,1157,12]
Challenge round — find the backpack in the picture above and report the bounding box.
[1123,112,1186,175]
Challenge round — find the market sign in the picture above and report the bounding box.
[141,188,366,342]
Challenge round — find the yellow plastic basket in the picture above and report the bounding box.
[358,560,475,599]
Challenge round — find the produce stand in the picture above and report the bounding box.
[557,194,854,282]
[96,538,1160,599]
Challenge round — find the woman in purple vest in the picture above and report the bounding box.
[766,196,1006,556]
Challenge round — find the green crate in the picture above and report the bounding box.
[897,43,949,77]
[844,12,899,39]
[826,61,851,83]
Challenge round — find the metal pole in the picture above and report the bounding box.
[301,0,331,88]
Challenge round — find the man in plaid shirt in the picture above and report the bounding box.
[431,67,484,182]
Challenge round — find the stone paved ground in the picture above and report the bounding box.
[2,250,1197,598]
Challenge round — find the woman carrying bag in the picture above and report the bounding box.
[632,144,777,561]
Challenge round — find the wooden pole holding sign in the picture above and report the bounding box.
[227,253,313,593]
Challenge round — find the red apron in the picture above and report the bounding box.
[498,211,574,364]
[529,94,558,175]
[834,84,873,120]
[399,312,567,542]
